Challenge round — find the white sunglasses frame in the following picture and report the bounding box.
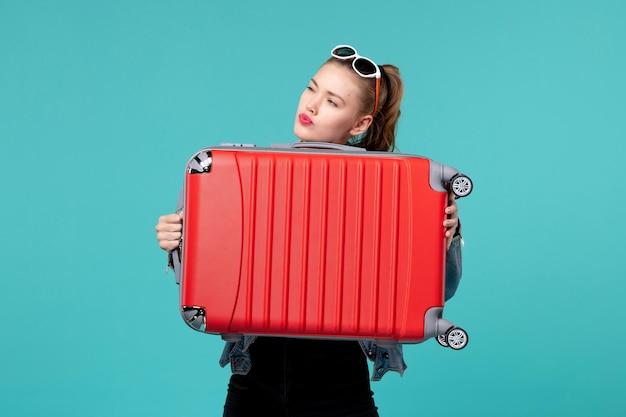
[330,45,382,115]
[331,45,382,79]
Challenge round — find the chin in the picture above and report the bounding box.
[293,127,311,142]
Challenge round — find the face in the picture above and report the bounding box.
[293,62,372,144]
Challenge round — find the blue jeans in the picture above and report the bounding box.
[223,337,379,417]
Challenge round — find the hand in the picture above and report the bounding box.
[155,212,184,252]
[444,193,459,250]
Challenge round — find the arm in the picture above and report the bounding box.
[155,189,184,283]
[444,235,462,301]
[443,193,463,301]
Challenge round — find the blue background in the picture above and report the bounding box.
[2,0,625,416]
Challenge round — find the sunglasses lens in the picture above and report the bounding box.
[333,46,356,57]
[353,58,377,76]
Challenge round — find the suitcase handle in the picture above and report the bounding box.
[289,141,367,152]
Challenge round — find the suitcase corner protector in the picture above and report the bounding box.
[181,306,206,332]
[187,150,213,174]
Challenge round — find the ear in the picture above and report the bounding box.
[349,115,373,137]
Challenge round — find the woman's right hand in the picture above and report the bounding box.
[155,212,184,252]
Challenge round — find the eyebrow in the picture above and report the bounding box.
[310,78,346,104]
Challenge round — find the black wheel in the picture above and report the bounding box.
[451,175,473,198]
[436,333,449,348]
[446,327,469,350]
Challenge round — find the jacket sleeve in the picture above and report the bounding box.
[444,235,463,301]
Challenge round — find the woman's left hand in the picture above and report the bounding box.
[444,193,459,250]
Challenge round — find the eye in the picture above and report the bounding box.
[327,99,338,107]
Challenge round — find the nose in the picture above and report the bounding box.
[305,96,319,114]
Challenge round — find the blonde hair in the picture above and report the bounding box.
[326,58,404,152]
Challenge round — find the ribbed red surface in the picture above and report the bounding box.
[181,149,446,343]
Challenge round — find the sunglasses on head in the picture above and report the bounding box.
[331,45,381,115]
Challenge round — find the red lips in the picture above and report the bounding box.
[299,113,313,126]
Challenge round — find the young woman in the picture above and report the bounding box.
[156,45,463,417]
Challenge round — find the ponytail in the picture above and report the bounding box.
[349,64,404,152]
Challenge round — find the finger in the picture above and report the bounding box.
[445,208,458,221]
[157,230,182,241]
[159,240,181,251]
[156,214,183,232]
[157,235,182,251]
[445,200,458,214]
[443,218,458,228]
[445,229,454,250]
[159,213,183,224]
[156,223,183,233]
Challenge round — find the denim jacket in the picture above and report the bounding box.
[169,191,464,382]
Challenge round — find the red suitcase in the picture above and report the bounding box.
[179,142,472,348]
